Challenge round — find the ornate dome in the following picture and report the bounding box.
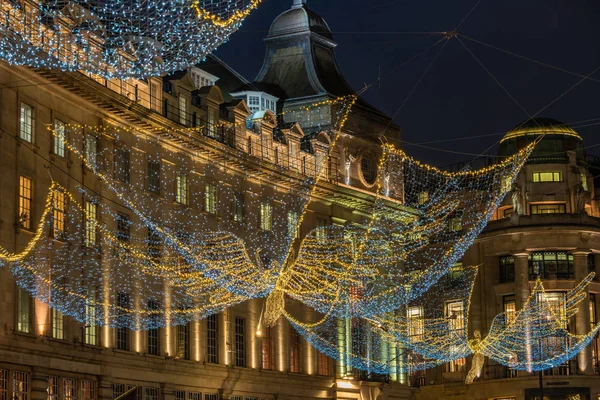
[268,0,334,40]
[499,118,585,165]
[501,118,581,143]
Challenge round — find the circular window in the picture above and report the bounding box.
[360,154,377,185]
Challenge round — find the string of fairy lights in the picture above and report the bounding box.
[0,0,262,79]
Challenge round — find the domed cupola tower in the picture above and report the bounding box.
[495,118,594,217]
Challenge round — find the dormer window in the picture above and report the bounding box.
[231,90,279,114]
[189,67,219,90]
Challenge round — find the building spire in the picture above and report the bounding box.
[292,0,306,8]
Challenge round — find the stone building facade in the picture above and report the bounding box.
[0,3,410,400]
[415,119,600,400]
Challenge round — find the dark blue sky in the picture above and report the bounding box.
[214,0,600,166]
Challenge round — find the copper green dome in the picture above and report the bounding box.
[499,118,585,165]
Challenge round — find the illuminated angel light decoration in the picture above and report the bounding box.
[0,96,356,329]
[264,141,534,326]
[0,0,262,78]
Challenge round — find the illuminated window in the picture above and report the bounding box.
[418,191,429,205]
[147,160,161,194]
[287,211,299,239]
[47,376,58,400]
[261,327,273,370]
[233,194,244,223]
[116,292,130,350]
[502,207,514,218]
[316,217,327,244]
[176,323,190,360]
[206,314,218,364]
[260,203,272,231]
[540,292,567,329]
[53,189,66,238]
[12,371,29,400]
[85,136,97,171]
[530,203,566,214]
[52,308,64,339]
[234,317,246,367]
[176,174,188,205]
[147,299,160,356]
[448,217,462,232]
[581,173,589,191]
[289,326,302,373]
[408,306,424,342]
[53,120,66,157]
[503,295,516,324]
[317,351,330,376]
[114,148,130,184]
[499,256,515,283]
[20,103,33,142]
[19,176,32,230]
[179,95,187,125]
[17,288,30,333]
[529,251,573,280]
[81,381,95,400]
[85,288,97,346]
[63,378,76,400]
[205,183,217,214]
[446,300,465,372]
[532,171,562,183]
[84,201,97,248]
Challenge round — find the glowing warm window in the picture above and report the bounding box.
[261,327,273,370]
[52,308,64,339]
[84,201,97,248]
[503,295,516,324]
[179,95,187,125]
[287,211,299,239]
[17,288,30,333]
[317,351,330,376]
[530,203,566,214]
[541,292,567,329]
[53,189,66,237]
[260,203,272,231]
[407,306,424,342]
[12,371,29,400]
[63,378,76,400]
[85,288,97,346]
[176,323,190,360]
[176,174,188,205]
[53,120,66,157]
[20,103,33,142]
[446,300,465,331]
[81,381,95,400]
[532,171,562,183]
[205,183,217,214]
[316,217,327,244]
[19,176,32,230]
[47,376,58,400]
[418,191,429,205]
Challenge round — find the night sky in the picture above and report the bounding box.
[214,0,600,167]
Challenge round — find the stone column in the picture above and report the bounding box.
[98,376,114,400]
[513,252,532,377]
[573,251,593,375]
[31,371,49,400]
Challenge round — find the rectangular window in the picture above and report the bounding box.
[115,148,130,184]
[147,160,161,194]
[287,211,299,239]
[52,308,64,339]
[448,217,462,232]
[111,384,125,399]
[532,171,562,183]
[47,377,58,400]
[235,317,246,367]
[0,370,6,400]
[233,194,244,223]
[316,217,327,244]
[541,292,567,329]
[446,300,465,372]
[116,292,130,350]
[85,136,98,171]
[20,103,33,142]
[53,120,66,157]
[260,203,272,231]
[81,381,95,400]
[204,394,218,400]
[503,295,516,325]
[247,137,253,155]
[261,327,273,370]
[530,203,566,214]
[17,288,30,333]
[529,251,574,280]
[205,183,217,214]
[176,175,188,205]
[174,391,185,400]
[147,299,160,356]
[116,213,131,242]
[53,189,66,238]
[289,326,302,373]
[12,371,29,400]
[407,306,424,342]
[63,378,76,400]
[151,83,161,111]
[144,388,158,400]
[176,323,190,360]
[188,393,201,400]
[147,228,161,261]
[85,288,97,346]
[179,95,187,125]
[591,294,597,327]
[317,351,330,376]
[499,256,515,283]
[418,191,429,205]
[19,176,33,230]
[206,313,218,363]
[84,201,97,248]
